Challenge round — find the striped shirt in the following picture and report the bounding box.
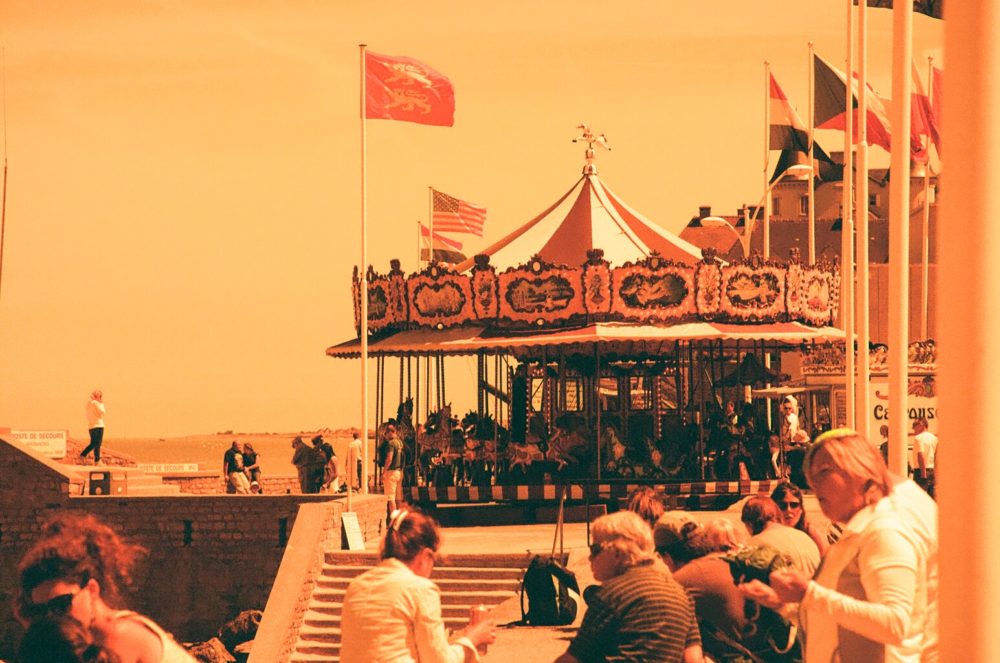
[567,560,700,663]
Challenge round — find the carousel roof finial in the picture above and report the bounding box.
[572,124,610,175]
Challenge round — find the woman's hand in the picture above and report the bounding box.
[464,617,497,647]
[737,579,784,610]
[769,568,811,603]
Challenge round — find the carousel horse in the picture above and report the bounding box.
[601,425,635,477]
[459,411,507,483]
[416,404,455,454]
[508,441,546,472]
[546,419,590,471]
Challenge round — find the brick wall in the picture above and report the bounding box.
[0,437,386,659]
[160,471,302,495]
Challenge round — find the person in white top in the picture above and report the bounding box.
[739,429,935,662]
[340,508,495,662]
[349,430,364,490]
[81,389,106,464]
[911,417,938,497]
[16,513,197,663]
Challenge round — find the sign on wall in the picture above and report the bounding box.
[9,430,68,458]
[868,375,938,437]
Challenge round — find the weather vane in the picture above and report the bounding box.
[572,124,610,175]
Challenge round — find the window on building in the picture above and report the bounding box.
[799,195,809,216]
[772,196,781,216]
[530,377,545,412]
[869,193,882,207]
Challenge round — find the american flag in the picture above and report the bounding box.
[432,189,486,236]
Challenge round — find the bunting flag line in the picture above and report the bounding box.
[431,189,487,236]
[365,51,455,126]
[813,53,892,153]
[419,223,467,264]
[768,73,840,182]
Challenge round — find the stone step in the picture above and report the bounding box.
[290,642,339,660]
[325,551,533,568]
[305,601,482,622]
[322,564,524,581]
[310,586,515,608]
[317,576,519,593]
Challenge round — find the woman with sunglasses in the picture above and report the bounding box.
[556,511,704,663]
[340,507,495,662]
[15,513,196,663]
[740,430,935,661]
[770,481,829,556]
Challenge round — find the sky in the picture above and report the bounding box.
[0,1,944,438]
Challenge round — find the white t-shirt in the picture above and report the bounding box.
[914,431,938,469]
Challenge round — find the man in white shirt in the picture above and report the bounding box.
[348,430,364,490]
[80,390,106,464]
[912,417,938,497]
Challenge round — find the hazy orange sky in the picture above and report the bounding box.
[0,1,943,437]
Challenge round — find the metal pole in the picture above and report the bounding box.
[359,43,370,497]
[855,0,872,440]
[842,1,856,431]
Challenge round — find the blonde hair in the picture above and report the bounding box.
[702,518,747,551]
[806,429,892,503]
[592,511,655,569]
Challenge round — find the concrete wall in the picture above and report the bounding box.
[160,471,303,495]
[0,436,386,659]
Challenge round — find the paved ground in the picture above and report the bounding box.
[420,496,831,661]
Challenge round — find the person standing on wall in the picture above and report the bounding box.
[80,390,105,464]
[912,417,938,498]
[381,424,404,517]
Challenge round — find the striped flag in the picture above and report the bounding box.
[419,223,467,264]
[910,62,938,163]
[431,189,486,236]
[769,73,839,182]
[813,53,893,153]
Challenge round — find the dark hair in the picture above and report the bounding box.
[17,514,146,622]
[19,615,122,663]
[380,507,440,563]
[770,481,808,531]
[656,521,706,566]
[741,496,783,535]
[625,486,665,529]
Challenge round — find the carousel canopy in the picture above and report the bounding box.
[326,321,846,359]
[454,173,704,272]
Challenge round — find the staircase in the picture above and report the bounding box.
[290,551,529,663]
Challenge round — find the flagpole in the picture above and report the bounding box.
[416,220,421,270]
[359,43,370,498]
[855,0,871,440]
[0,47,7,304]
[808,42,816,264]
[920,56,933,340]
[887,0,913,477]
[428,186,434,262]
[842,2,856,431]
[763,61,771,259]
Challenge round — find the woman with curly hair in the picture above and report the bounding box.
[16,513,196,663]
[770,480,829,556]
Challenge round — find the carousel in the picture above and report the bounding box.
[328,130,845,507]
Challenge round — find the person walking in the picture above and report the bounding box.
[80,390,106,464]
[380,425,405,517]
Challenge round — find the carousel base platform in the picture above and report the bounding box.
[405,479,780,513]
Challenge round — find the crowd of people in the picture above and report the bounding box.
[583,427,939,662]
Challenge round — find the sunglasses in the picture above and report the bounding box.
[589,541,613,558]
[778,500,802,510]
[24,589,81,619]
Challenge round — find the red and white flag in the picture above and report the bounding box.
[419,223,466,264]
[431,189,486,236]
[909,62,939,163]
[365,51,455,127]
[813,53,892,152]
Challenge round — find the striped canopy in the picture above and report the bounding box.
[454,173,703,272]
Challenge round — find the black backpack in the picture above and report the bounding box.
[519,555,579,626]
[517,485,579,626]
